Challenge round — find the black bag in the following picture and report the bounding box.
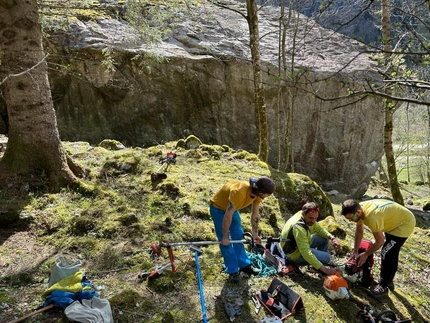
[256,277,304,320]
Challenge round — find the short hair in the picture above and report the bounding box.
[341,199,360,215]
[251,176,275,194]
[302,202,319,214]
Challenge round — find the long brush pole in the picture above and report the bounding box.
[191,247,208,323]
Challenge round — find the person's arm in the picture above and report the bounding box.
[221,201,236,245]
[250,201,261,244]
[356,231,384,267]
[295,227,338,275]
[351,223,364,259]
[315,225,341,253]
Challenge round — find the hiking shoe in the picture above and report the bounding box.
[368,284,389,298]
[240,264,260,276]
[229,272,241,283]
[387,282,395,291]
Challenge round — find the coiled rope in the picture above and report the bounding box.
[246,252,277,277]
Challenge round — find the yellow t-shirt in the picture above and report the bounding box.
[210,180,261,211]
[360,199,416,237]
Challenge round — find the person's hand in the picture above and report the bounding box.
[331,237,341,254]
[321,265,339,276]
[356,252,368,267]
[253,234,262,245]
[349,251,358,261]
[220,237,230,246]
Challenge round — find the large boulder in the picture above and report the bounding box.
[39,2,383,197]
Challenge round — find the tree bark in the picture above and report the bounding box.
[246,0,269,163]
[0,0,77,191]
[382,0,403,204]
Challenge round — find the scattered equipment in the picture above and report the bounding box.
[151,233,255,274]
[255,277,304,321]
[344,239,374,288]
[323,272,349,300]
[138,263,171,282]
[349,294,411,323]
[151,151,177,181]
[151,234,287,256]
[190,246,208,323]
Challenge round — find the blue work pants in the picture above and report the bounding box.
[210,205,251,274]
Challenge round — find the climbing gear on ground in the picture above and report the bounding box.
[151,151,176,181]
[246,252,277,277]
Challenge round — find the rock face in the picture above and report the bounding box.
[39,3,384,197]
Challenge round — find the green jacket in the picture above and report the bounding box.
[280,211,330,269]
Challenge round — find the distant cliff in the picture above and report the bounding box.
[8,3,386,197]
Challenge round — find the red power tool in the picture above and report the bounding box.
[345,240,374,288]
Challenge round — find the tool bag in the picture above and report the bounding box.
[256,277,304,320]
[252,243,295,276]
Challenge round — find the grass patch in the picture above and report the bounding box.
[0,138,429,323]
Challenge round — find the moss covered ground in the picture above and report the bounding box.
[0,138,429,323]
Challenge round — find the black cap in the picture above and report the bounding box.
[251,176,275,194]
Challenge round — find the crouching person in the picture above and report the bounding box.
[280,202,340,275]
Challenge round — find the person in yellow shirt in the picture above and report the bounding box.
[341,199,416,298]
[279,202,340,275]
[209,176,275,283]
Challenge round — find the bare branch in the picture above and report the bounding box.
[0,53,49,86]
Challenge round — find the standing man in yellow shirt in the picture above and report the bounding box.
[209,176,275,283]
[341,199,416,298]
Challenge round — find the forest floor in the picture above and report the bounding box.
[1,140,429,323]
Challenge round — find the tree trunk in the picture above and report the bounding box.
[246,0,269,163]
[0,0,77,191]
[382,0,403,204]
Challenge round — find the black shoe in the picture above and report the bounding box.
[368,284,389,298]
[387,282,395,291]
[240,264,260,276]
[229,272,241,283]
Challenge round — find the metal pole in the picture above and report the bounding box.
[191,246,208,323]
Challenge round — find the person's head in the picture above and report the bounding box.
[249,176,275,199]
[301,202,319,226]
[341,199,362,222]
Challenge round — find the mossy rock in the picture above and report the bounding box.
[70,215,97,235]
[183,135,202,149]
[109,289,142,310]
[199,144,225,159]
[232,150,260,161]
[270,170,333,219]
[98,139,126,150]
[320,216,347,239]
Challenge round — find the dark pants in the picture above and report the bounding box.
[380,233,408,287]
